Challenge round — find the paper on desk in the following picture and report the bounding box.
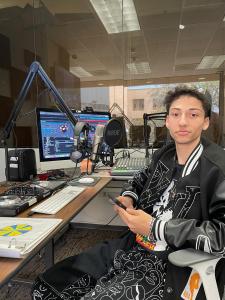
[0,217,62,258]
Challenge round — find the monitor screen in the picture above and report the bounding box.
[36,108,111,162]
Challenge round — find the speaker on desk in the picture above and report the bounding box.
[7,149,37,181]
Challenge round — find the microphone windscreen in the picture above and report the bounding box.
[70,150,82,162]
[104,119,123,148]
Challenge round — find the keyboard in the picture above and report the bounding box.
[111,157,149,176]
[31,186,85,214]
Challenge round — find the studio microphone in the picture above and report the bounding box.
[70,122,89,163]
[90,124,105,172]
[70,141,83,163]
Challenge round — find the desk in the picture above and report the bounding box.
[0,177,111,288]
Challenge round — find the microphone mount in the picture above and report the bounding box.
[143,112,166,158]
[1,61,79,180]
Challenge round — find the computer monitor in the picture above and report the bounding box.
[36,108,111,168]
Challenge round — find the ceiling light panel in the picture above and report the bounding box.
[90,0,140,34]
[196,55,225,69]
[70,67,93,78]
[127,62,151,74]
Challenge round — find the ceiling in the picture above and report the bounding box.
[0,0,225,85]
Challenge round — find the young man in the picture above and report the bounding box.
[32,87,225,300]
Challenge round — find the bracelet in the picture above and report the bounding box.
[148,217,155,241]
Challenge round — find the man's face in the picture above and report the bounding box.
[166,96,209,145]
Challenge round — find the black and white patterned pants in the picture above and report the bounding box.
[32,234,167,300]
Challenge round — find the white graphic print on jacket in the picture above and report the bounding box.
[152,180,175,251]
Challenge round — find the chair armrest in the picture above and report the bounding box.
[168,248,221,267]
[168,248,222,300]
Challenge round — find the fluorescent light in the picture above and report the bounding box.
[127,62,151,74]
[90,0,140,34]
[70,67,93,78]
[198,77,206,80]
[196,55,225,69]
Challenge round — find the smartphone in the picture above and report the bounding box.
[108,195,127,210]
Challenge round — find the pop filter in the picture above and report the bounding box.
[104,118,123,148]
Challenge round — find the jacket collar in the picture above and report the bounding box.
[181,142,203,177]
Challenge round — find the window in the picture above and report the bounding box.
[133,99,144,111]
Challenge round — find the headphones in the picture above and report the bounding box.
[70,122,89,163]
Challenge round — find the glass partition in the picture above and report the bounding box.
[0,0,224,149]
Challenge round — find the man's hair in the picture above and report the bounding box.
[164,86,211,118]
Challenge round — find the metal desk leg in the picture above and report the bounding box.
[44,238,54,269]
[9,239,55,287]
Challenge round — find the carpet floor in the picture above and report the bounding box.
[0,227,122,300]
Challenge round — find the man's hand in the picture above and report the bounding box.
[80,159,92,174]
[115,196,134,209]
[115,206,153,236]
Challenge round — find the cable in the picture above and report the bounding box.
[129,150,142,155]
[114,150,130,160]
[67,161,81,181]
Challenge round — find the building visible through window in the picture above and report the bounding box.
[133,98,144,111]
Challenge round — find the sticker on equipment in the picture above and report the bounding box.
[181,269,202,300]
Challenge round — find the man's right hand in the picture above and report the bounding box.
[116,196,134,209]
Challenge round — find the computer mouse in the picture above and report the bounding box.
[78,177,95,184]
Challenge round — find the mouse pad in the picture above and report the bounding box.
[68,176,100,187]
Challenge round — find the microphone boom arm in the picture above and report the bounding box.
[2,61,78,140]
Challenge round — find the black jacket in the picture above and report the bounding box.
[121,138,225,299]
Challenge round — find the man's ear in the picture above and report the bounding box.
[165,116,170,130]
[202,117,210,131]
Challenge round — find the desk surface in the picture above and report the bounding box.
[0,176,111,288]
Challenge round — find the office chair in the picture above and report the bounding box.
[168,248,222,300]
